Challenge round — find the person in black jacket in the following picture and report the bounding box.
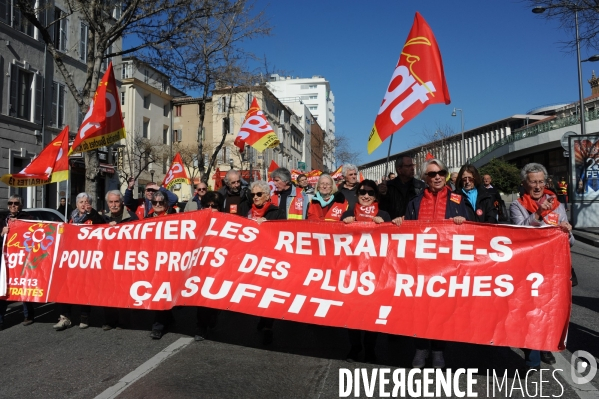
[380,156,425,224]
[455,165,498,224]
[0,195,34,330]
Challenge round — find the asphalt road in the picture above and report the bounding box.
[1,241,598,399]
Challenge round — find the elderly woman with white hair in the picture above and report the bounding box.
[510,162,574,369]
[239,180,283,223]
[307,174,348,222]
[405,159,468,369]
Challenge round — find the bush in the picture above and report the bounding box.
[479,158,521,194]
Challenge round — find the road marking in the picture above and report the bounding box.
[94,337,193,399]
[552,351,599,399]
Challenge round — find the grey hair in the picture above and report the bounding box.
[8,194,22,203]
[105,190,123,202]
[224,169,241,184]
[249,180,271,196]
[315,174,337,195]
[341,163,358,177]
[152,191,166,202]
[271,167,291,183]
[76,192,92,203]
[520,163,548,182]
[420,159,448,180]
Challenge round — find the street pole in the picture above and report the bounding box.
[452,108,465,165]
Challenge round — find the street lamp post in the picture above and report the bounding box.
[149,168,155,183]
[451,108,465,165]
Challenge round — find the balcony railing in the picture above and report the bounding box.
[470,108,599,163]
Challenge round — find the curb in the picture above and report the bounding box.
[572,230,599,247]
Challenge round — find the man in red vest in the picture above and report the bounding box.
[124,177,178,219]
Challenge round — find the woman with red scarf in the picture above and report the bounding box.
[510,162,573,369]
[239,180,284,344]
[340,179,390,363]
[307,174,348,221]
[405,159,468,369]
[239,180,283,223]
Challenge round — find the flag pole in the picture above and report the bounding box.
[64,165,70,221]
[384,134,394,178]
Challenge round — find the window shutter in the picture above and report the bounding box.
[58,84,64,127]
[9,63,17,117]
[34,73,42,124]
[0,0,8,24]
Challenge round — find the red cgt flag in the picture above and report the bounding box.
[70,62,125,154]
[234,97,279,153]
[1,126,70,186]
[162,153,190,190]
[367,12,450,154]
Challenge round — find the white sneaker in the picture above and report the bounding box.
[412,349,429,368]
[53,316,71,331]
[432,351,445,368]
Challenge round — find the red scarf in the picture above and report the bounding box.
[418,187,449,221]
[354,203,379,221]
[150,210,168,218]
[249,202,271,219]
[518,189,560,217]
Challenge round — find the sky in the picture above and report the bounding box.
[243,0,599,165]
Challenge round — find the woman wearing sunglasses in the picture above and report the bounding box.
[147,191,177,340]
[339,179,389,363]
[455,164,498,224]
[307,174,348,222]
[405,159,468,369]
[239,180,282,224]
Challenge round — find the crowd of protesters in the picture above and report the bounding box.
[0,159,575,370]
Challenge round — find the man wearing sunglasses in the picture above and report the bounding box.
[380,156,425,224]
[124,177,178,219]
[184,182,208,211]
[0,195,34,329]
[217,170,250,214]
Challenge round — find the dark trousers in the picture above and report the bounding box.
[58,303,91,320]
[103,307,128,327]
[348,329,378,357]
[414,338,446,352]
[0,300,35,323]
[152,310,173,331]
[196,307,219,329]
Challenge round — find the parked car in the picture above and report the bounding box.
[0,207,66,223]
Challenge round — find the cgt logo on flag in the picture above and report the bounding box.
[367,12,450,154]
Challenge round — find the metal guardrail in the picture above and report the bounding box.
[470,109,599,163]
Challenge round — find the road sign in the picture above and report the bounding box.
[561,131,577,151]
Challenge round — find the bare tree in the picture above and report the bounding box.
[417,123,456,166]
[141,0,270,183]
[327,133,361,167]
[17,0,245,198]
[115,135,166,188]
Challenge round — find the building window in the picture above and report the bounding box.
[120,91,125,105]
[309,95,317,100]
[80,22,88,62]
[142,119,149,138]
[219,96,227,113]
[174,105,182,117]
[222,117,231,134]
[172,129,181,142]
[163,104,169,117]
[308,106,317,111]
[101,44,113,71]
[144,69,149,83]
[308,84,317,89]
[163,128,168,144]
[49,8,67,51]
[143,94,150,109]
[51,82,65,128]
[12,0,34,36]
[9,63,42,123]
[121,63,130,79]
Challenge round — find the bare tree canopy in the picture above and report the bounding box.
[331,134,361,167]
[526,0,599,51]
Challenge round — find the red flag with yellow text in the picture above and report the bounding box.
[1,126,70,186]
[367,12,450,154]
[162,153,190,190]
[234,98,279,153]
[70,62,125,154]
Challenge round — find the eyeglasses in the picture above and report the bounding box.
[251,192,264,198]
[197,187,207,191]
[426,170,448,178]
[7,201,20,206]
[206,203,218,209]
[461,177,474,182]
[151,200,165,206]
[145,188,157,192]
[527,180,546,187]
[358,189,376,196]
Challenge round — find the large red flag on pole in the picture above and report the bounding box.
[367,12,450,154]
[1,126,70,186]
[234,97,279,153]
[161,153,190,190]
[70,62,125,154]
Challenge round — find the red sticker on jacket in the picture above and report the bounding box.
[450,193,462,204]
[230,204,237,214]
[476,209,483,216]
[545,212,559,225]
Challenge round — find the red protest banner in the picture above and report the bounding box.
[1,213,571,351]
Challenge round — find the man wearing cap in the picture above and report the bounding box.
[124,178,178,219]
